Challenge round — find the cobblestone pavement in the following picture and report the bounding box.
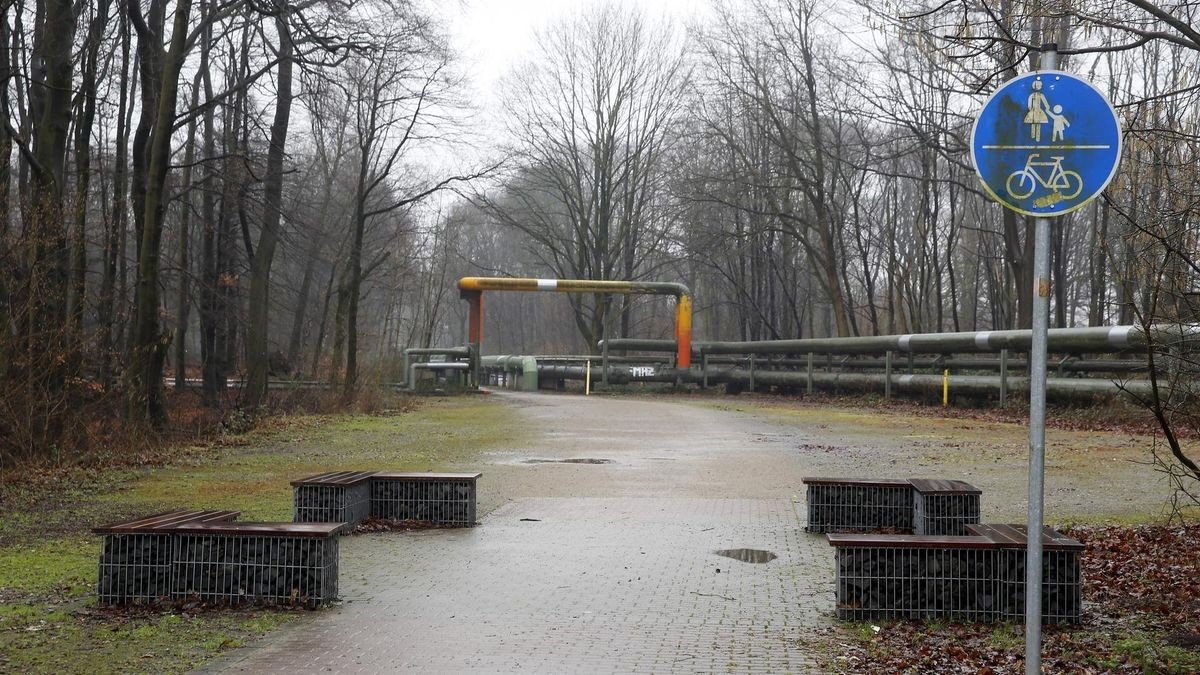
[204,393,835,674]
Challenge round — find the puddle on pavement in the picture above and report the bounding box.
[715,548,778,564]
[522,458,614,465]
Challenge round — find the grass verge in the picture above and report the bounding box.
[0,396,523,674]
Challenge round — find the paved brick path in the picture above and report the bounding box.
[205,393,834,673]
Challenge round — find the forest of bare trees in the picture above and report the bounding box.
[1,0,1197,465]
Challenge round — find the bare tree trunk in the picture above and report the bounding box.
[287,232,324,366]
[0,10,14,375]
[174,70,202,391]
[99,16,133,392]
[245,9,293,408]
[342,190,366,400]
[196,9,223,406]
[17,0,76,448]
[126,0,193,428]
[311,261,337,379]
[67,0,111,379]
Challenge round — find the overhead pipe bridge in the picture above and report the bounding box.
[457,277,693,385]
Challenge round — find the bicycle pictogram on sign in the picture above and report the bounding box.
[1005,155,1082,201]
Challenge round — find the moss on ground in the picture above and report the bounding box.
[0,396,523,674]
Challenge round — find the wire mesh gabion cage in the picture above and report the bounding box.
[914,492,982,536]
[370,476,477,526]
[97,533,173,605]
[832,530,1082,624]
[996,549,1082,624]
[836,545,1002,621]
[171,532,339,607]
[804,480,914,533]
[293,482,371,532]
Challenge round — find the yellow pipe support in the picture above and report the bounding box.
[586,359,592,395]
[457,277,693,369]
[943,369,950,406]
[458,277,689,296]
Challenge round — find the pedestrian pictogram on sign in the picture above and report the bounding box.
[971,70,1122,217]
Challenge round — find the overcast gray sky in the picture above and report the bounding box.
[440,0,705,131]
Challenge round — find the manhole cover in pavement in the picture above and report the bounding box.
[715,548,778,564]
[522,458,614,465]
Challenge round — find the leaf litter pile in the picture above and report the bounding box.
[824,524,1200,673]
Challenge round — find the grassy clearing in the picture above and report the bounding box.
[0,396,523,674]
[713,397,1173,525]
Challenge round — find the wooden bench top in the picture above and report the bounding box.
[966,524,1084,551]
[802,476,980,495]
[291,470,377,487]
[828,524,1083,551]
[372,472,482,481]
[802,477,910,487]
[908,478,981,495]
[827,533,994,549]
[292,471,483,486]
[172,522,344,538]
[92,509,241,535]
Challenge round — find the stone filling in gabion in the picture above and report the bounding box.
[805,483,914,533]
[370,478,476,526]
[913,492,982,536]
[836,545,1079,623]
[171,533,339,607]
[97,533,173,604]
[293,482,372,531]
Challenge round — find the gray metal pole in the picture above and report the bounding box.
[602,340,610,386]
[884,351,893,400]
[1025,43,1057,675]
[1000,349,1009,405]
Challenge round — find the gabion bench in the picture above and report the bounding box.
[291,471,481,529]
[370,472,479,526]
[828,523,1082,624]
[170,521,340,607]
[95,510,241,604]
[802,477,981,535]
[909,479,982,535]
[803,477,913,533]
[94,510,340,607]
[292,471,374,532]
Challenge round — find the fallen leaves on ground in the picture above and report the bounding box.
[352,517,443,533]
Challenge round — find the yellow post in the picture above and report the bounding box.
[586,360,592,396]
[943,369,949,407]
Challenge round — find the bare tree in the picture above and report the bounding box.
[326,7,485,400]
[482,3,688,351]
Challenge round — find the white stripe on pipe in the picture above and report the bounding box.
[537,279,557,290]
[975,331,992,350]
[1108,326,1133,348]
[898,334,913,352]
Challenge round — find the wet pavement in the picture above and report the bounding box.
[203,392,834,673]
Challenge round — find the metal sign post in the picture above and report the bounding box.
[970,43,1123,675]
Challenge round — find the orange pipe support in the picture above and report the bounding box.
[457,277,693,369]
[674,294,693,369]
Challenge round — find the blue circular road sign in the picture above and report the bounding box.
[971,70,1122,217]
